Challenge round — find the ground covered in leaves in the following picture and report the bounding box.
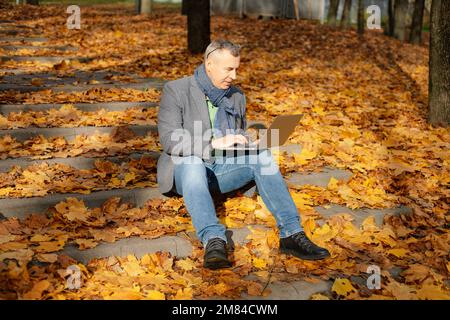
[0,4,448,300]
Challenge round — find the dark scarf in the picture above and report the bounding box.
[194,63,242,137]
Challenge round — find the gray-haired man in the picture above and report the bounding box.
[157,39,330,269]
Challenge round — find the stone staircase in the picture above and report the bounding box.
[0,21,412,300]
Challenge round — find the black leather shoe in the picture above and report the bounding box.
[203,238,232,269]
[280,231,330,261]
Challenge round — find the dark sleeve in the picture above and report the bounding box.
[238,93,252,141]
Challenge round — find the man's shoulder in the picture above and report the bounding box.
[164,75,193,91]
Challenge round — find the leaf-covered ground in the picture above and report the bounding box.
[0,4,448,300]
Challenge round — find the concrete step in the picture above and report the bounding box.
[315,204,413,228]
[0,151,161,173]
[0,77,165,93]
[0,160,336,219]
[0,23,32,29]
[0,101,158,115]
[0,174,407,228]
[0,70,150,86]
[0,186,166,220]
[0,141,357,220]
[0,30,22,36]
[0,119,270,141]
[0,27,42,35]
[61,236,193,264]
[0,166,360,222]
[241,278,332,300]
[0,37,48,43]
[0,45,78,52]
[0,55,92,63]
[57,224,333,300]
[58,225,272,265]
[0,124,158,141]
[0,68,32,74]
[287,166,353,188]
[0,140,298,166]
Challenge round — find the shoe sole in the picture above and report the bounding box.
[203,257,232,270]
[280,248,331,261]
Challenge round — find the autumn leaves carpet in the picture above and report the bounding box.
[0,4,448,300]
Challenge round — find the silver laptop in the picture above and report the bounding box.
[218,114,303,151]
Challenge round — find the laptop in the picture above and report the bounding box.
[217,114,303,151]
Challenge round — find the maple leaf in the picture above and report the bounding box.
[416,284,450,300]
[145,290,165,300]
[175,258,196,272]
[110,126,137,143]
[22,280,51,300]
[173,287,193,300]
[75,238,98,250]
[332,278,356,297]
[387,248,409,258]
[55,198,90,223]
[35,253,58,263]
[293,148,318,165]
[310,293,330,300]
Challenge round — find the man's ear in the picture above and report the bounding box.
[205,59,213,73]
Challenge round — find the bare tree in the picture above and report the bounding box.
[357,0,364,35]
[327,0,340,26]
[340,0,352,28]
[409,0,425,44]
[186,0,210,54]
[428,0,450,126]
[393,0,409,41]
[181,0,187,15]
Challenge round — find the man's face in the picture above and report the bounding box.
[205,49,240,90]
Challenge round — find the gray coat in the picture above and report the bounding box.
[157,75,247,196]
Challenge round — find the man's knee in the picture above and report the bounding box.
[174,155,204,165]
[175,156,207,181]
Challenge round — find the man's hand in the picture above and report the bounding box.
[211,134,248,149]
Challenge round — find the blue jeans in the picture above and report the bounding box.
[173,149,303,246]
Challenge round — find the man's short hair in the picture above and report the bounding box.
[204,39,241,61]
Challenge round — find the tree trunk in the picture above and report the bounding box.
[187,0,210,54]
[26,0,39,4]
[357,0,364,35]
[384,0,395,36]
[428,0,450,126]
[140,0,152,15]
[409,0,425,44]
[181,0,187,15]
[340,0,352,28]
[327,0,340,26]
[393,0,409,41]
[135,0,140,14]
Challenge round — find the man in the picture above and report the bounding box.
[157,39,330,269]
